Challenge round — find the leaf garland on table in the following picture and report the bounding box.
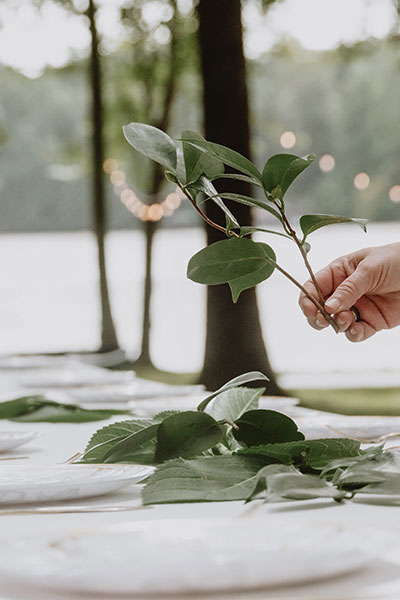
[0,395,130,423]
[80,372,400,507]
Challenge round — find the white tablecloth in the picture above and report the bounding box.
[0,393,400,598]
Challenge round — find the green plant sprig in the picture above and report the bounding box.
[122,123,368,333]
[79,370,400,506]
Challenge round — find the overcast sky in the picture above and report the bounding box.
[0,0,397,78]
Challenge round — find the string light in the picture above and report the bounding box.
[103,158,118,174]
[319,154,335,172]
[105,159,185,221]
[280,131,296,149]
[354,172,370,191]
[389,185,400,203]
[110,170,126,186]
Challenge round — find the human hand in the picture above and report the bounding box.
[299,243,400,342]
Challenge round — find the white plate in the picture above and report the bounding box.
[0,464,153,505]
[0,518,390,596]
[0,431,40,453]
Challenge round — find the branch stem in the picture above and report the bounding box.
[179,186,239,238]
[272,200,338,333]
[178,183,337,331]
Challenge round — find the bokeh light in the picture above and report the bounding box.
[110,170,126,186]
[280,131,296,149]
[319,154,335,172]
[353,172,370,191]
[389,185,400,203]
[103,158,118,174]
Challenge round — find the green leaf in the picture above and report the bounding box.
[197,371,269,412]
[281,154,315,197]
[81,419,158,464]
[239,226,290,240]
[0,396,129,423]
[102,424,159,463]
[265,471,347,502]
[123,122,177,172]
[300,214,368,240]
[187,238,276,303]
[233,410,305,447]
[182,138,261,181]
[155,411,222,462]
[229,242,276,303]
[211,173,263,187]
[261,153,315,198]
[246,464,296,502]
[194,176,239,228]
[181,130,224,183]
[215,192,282,220]
[207,387,265,423]
[238,438,362,469]
[142,455,267,504]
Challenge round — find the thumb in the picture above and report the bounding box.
[324,267,370,313]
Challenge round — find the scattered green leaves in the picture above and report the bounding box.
[0,396,129,423]
[197,371,269,412]
[233,410,305,446]
[237,438,362,469]
[81,419,158,464]
[142,455,266,504]
[155,411,222,462]
[207,387,265,423]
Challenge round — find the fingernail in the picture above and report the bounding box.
[350,328,357,336]
[337,318,346,327]
[316,315,327,327]
[325,297,341,312]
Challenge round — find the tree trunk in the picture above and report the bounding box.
[87,0,119,353]
[197,0,284,394]
[134,219,155,366]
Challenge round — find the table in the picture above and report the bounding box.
[0,373,400,598]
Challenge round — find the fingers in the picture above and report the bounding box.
[306,309,355,332]
[324,265,371,314]
[345,320,377,343]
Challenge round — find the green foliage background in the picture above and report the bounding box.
[0,37,399,231]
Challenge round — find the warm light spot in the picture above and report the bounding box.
[389,185,400,203]
[319,154,335,172]
[280,131,296,149]
[138,205,149,221]
[147,203,164,221]
[110,169,126,186]
[103,158,118,174]
[120,189,140,214]
[354,172,370,191]
[164,192,181,210]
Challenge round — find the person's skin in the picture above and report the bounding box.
[299,243,400,342]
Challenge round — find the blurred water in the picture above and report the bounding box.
[0,223,399,388]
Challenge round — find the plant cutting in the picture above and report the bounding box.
[122,122,368,332]
[80,371,400,506]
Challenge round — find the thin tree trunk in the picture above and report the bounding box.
[135,219,155,366]
[134,2,179,368]
[197,0,285,394]
[87,0,119,353]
